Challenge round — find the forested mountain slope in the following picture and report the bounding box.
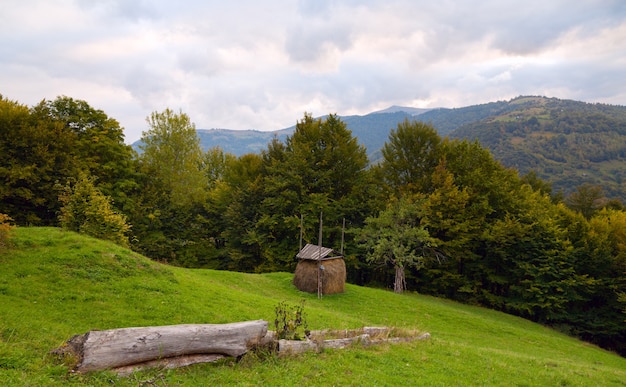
[157,96,626,200]
[442,96,626,199]
[134,111,426,160]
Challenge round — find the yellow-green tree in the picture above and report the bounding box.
[139,108,206,207]
[58,174,131,247]
[133,108,211,265]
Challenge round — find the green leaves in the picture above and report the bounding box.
[358,197,432,293]
[0,96,136,226]
[381,119,442,195]
[245,113,370,271]
[140,108,207,208]
[58,174,131,247]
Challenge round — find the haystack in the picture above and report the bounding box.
[293,243,346,295]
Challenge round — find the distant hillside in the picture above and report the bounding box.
[442,96,626,199]
[132,108,429,159]
[132,96,626,201]
[196,128,291,156]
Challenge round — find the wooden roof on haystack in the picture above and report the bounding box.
[296,243,343,261]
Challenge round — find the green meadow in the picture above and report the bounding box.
[1,227,625,386]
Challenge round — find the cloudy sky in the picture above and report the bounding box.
[2,0,626,143]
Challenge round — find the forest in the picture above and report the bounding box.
[446,96,626,199]
[1,94,625,356]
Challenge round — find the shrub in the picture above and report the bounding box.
[274,300,308,340]
[58,174,131,247]
[0,213,14,249]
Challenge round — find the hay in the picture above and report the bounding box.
[293,258,346,294]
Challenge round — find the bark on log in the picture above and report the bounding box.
[61,320,268,372]
[113,354,226,376]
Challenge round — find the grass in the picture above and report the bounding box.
[1,227,626,386]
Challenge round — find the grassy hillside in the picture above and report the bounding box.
[1,228,626,386]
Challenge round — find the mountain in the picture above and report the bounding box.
[132,107,430,159]
[441,96,626,199]
[132,96,626,201]
[196,128,291,156]
[372,105,433,115]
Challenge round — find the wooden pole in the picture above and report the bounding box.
[299,214,303,251]
[340,217,345,255]
[318,212,323,299]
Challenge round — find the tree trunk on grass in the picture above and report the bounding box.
[394,264,406,294]
[55,320,269,373]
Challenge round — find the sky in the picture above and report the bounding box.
[2,0,626,144]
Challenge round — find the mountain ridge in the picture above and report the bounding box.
[132,96,626,200]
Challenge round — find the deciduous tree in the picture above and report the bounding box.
[566,183,607,219]
[254,113,369,271]
[33,96,139,213]
[381,120,442,195]
[0,96,81,225]
[132,108,210,264]
[139,108,206,207]
[358,197,434,293]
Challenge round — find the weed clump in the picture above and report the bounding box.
[274,300,308,340]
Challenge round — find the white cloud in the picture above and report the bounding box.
[1,0,625,143]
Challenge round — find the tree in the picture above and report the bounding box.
[521,170,553,197]
[381,119,442,195]
[566,183,607,219]
[1,95,138,226]
[358,197,434,293]
[578,209,626,354]
[33,97,139,215]
[203,147,236,188]
[132,108,210,264]
[58,174,131,247]
[415,160,482,298]
[218,153,265,271]
[253,113,370,271]
[139,108,206,207]
[0,95,80,225]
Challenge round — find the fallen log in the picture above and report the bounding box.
[113,353,226,376]
[54,320,268,373]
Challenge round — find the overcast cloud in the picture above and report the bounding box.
[2,0,625,143]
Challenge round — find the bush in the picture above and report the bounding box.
[0,213,14,249]
[274,300,308,340]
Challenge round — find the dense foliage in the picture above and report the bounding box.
[0,95,137,225]
[1,94,625,356]
[57,173,131,247]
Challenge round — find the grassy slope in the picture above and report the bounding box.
[1,228,625,386]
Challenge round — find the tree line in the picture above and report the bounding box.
[1,94,625,356]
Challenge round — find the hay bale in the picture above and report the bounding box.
[293,258,346,294]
